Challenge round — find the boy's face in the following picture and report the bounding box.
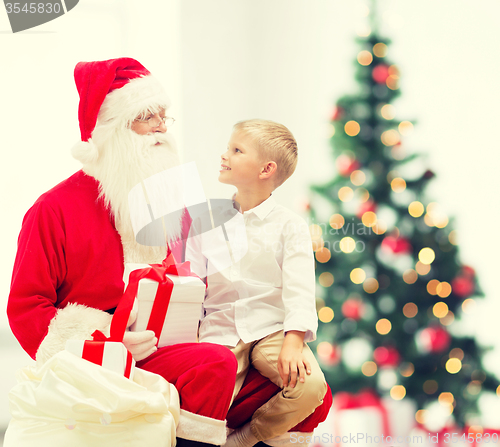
[219,129,265,188]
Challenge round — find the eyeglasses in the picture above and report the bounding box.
[135,115,175,128]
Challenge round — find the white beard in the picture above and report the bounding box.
[81,124,182,264]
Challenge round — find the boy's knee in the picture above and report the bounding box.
[290,374,327,409]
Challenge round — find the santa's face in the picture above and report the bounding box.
[130,108,168,137]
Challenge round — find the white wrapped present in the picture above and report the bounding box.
[124,260,205,347]
[65,339,135,380]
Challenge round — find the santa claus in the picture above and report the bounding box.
[7,57,237,447]
[7,58,331,447]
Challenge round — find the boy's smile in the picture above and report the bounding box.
[219,129,264,187]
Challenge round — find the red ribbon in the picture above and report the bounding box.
[334,389,391,440]
[117,253,198,345]
[82,340,105,366]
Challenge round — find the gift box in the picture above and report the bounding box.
[124,259,205,347]
[314,389,417,447]
[65,339,135,380]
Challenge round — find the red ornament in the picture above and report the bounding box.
[381,236,412,254]
[417,326,451,354]
[327,344,342,366]
[451,276,474,298]
[331,106,344,121]
[342,298,364,320]
[357,200,377,219]
[372,64,390,84]
[336,154,360,177]
[373,346,401,367]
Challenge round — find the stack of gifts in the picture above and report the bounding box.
[124,254,206,347]
[313,389,416,447]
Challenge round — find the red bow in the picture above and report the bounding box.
[109,254,197,345]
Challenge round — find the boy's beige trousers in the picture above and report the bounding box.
[229,330,328,441]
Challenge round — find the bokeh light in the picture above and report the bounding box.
[340,237,356,253]
[329,214,345,229]
[433,302,449,318]
[318,306,334,323]
[373,43,388,57]
[381,104,396,120]
[363,278,379,294]
[338,186,354,202]
[362,361,377,377]
[317,341,334,357]
[462,298,477,314]
[403,269,418,284]
[449,230,458,245]
[390,385,406,400]
[403,303,418,318]
[381,129,400,146]
[350,268,366,284]
[362,211,377,227]
[398,121,414,135]
[415,409,428,424]
[399,362,415,377]
[357,50,373,66]
[386,75,399,90]
[319,272,334,287]
[436,282,452,298]
[439,392,454,406]
[441,311,455,326]
[312,238,324,252]
[355,188,370,203]
[372,220,388,235]
[449,348,464,361]
[315,247,331,263]
[419,248,436,265]
[427,279,440,295]
[345,120,361,136]
[391,177,406,193]
[415,261,431,275]
[408,201,424,218]
[350,170,366,186]
[446,358,462,374]
[376,318,392,335]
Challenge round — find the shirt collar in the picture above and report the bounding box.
[237,194,276,220]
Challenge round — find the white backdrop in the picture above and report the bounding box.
[1,0,500,428]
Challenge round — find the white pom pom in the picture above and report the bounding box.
[71,139,99,164]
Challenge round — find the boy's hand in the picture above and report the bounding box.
[278,331,312,388]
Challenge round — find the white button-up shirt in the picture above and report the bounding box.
[185,195,318,347]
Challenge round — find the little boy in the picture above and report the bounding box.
[186,119,327,447]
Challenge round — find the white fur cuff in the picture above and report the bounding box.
[176,409,227,445]
[36,303,112,367]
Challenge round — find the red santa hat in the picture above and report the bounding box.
[72,57,171,162]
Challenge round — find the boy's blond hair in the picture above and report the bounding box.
[233,119,298,188]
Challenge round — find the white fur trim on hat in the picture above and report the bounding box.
[176,409,227,445]
[36,303,112,367]
[71,139,99,164]
[98,75,171,126]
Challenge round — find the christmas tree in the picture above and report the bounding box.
[309,12,499,428]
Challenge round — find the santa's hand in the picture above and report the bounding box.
[122,330,158,361]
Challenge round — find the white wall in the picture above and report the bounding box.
[1,0,499,429]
